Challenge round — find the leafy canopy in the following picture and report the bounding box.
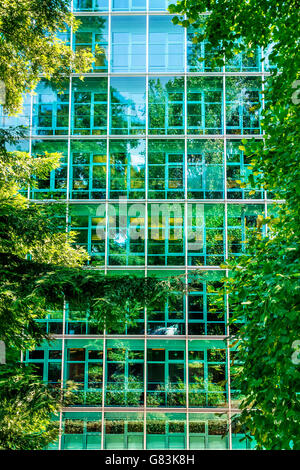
[0,364,61,450]
[0,0,95,114]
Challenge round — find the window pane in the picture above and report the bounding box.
[111,16,146,72]
[187,204,225,266]
[109,139,146,199]
[72,77,108,135]
[148,77,184,135]
[187,139,224,199]
[148,140,185,199]
[112,0,146,12]
[110,77,146,135]
[32,81,69,136]
[30,140,68,200]
[149,17,184,73]
[226,140,264,199]
[74,0,109,12]
[74,16,108,72]
[187,77,223,135]
[70,140,107,200]
[226,77,262,135]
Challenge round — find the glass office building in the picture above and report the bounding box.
[2,0,274,450]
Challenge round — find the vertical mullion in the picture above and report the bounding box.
[67,79,72,203]
[143,325,147,450]
[183,15,190,450]
[105,9,112,274]
[223,75,228,260]
[67,3,73,203]
[58,299,67,451]
[223,57,232,450]
[185,268,189,450]
[101,335,106,450]
[59,3,73,450]
[184,27,188,201]
[27,92,33,200]
[261,47,268,228]
[145,8,149,268]
[143,2,149,451]
[102,0,111,450]
[105,136,109,274]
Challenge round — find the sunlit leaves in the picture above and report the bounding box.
[0,365,60,450]
[0,0,94,114]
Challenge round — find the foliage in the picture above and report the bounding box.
[0,364,60,450]
[169,0,300,450]
[0,123,87,351]
[106,373,143,406]
[0,0,95,114]
[227,214,300,450]
[169,1,300,208]
[0,358,80,449]
[0,252,182,350]
[67,390,103,407]
[0,136,89,268]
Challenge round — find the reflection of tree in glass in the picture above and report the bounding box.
[106,346,144,406]
[109,139,145,199]
[148,139,185,199]
[187,24,223,72]
[226,77,262,135]
[70,139,107,200]
[187,139,224,199]
[74,16,108,72]
[31,139,68,200]
[148,77,185,135]
[187,77,223,135]
[110,81,146,135]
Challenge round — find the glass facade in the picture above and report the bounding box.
[2,2,273,450]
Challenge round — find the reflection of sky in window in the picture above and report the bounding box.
[112,0,146,11]
[0,93,31,129]
[149,17,184,72]
[111,16,146,72]
[56,30,70,44]
[35,82,68,104]
[74,0,173,11]
[38,92,56,104]
[110,77,146,122]
[128,141,145,170]
[114,233,127,245]
[149,0,173,10]
[5,140,30,153]
[73,0,109,11]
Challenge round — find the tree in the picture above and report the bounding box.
[169,0,300,450]
[0,0,95,115]
[0,364,60,450]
